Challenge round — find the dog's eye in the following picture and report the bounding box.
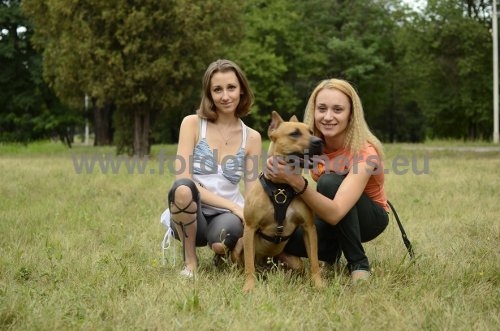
[290,129,302,138]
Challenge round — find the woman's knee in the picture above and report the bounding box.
[361,212,389,242]
[316,173,345,198]
[168,179,200,228]
[168,178,199,208]
[207,214,243,250]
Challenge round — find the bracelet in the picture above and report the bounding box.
[294,177,308,195]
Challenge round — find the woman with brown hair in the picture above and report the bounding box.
[161,59,261,277]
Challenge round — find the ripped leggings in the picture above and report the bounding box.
[168,178,243,250]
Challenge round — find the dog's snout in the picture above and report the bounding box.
[309,137,323,154]
[311,137,322,147]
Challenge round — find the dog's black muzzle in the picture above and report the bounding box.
[287,136,323,169]
[309,136,323,156]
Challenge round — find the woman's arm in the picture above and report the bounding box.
[175,115,242,213]
[266,159,374,225]
[243,128,262,197]
[175,115,198,181]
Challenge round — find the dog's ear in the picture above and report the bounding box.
[268,111,283,137]
[289,115,299,122]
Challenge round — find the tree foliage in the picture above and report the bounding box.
[22,0,244,155]
[399,0,493,140]
[0,0,80,145]
[225,0,315,132]
[3,0,495,148]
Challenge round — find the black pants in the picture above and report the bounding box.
[284,173,389,272]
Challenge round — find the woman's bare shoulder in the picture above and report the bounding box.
[246,126,261,139]
[246,126,262,143]
[245,126,262,154]
[181,114,200,126]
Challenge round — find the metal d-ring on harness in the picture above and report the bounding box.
[387,200,415,260]
[257,173,307,244]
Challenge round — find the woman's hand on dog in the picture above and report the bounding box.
[230,204,245,224]
[266,157,304,191]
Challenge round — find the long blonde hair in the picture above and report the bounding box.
[303,79,384,159]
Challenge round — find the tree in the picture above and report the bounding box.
[399,0,493,139]
[292,0,420,141]
[22,0,244,156]
[18,0,495,145]
[224,0,308,132]
[0,0,79,145]
[229,0,425,141]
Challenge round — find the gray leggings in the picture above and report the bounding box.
[168,178,243,250]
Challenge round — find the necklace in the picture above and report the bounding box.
[216,126,233,145]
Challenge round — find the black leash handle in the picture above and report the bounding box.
[387,200,415,260]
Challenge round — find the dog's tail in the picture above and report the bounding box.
[387,200,415,260]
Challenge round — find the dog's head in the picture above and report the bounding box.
[267,111,323,168]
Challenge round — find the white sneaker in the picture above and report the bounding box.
[351,270,370,283]
[180,267,194,278]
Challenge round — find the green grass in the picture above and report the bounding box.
[1,141,499,330]
[421,138,497,146]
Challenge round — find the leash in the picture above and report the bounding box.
[387,200,415,260]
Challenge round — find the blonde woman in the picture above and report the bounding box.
[267,78,389,282]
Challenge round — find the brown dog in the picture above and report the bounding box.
[240,111,325,292]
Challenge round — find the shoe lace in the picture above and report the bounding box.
[161,226,176,266]
[160,209,176,266]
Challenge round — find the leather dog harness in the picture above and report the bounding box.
[257,173,306,244]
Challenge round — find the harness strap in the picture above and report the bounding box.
[258,173,297,242]
[387,200,415,260]
[256,229,294,244]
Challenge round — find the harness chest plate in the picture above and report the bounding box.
[257,173,297,243]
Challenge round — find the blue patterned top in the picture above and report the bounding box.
[192,119,247,185]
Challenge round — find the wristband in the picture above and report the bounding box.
[294,177,308,195]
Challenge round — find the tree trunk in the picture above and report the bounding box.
[387,81,395,142]
[93,101,114,146]
[133,110,150,157]
[468,122,477,141]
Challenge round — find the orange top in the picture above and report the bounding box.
[311,143,389,212]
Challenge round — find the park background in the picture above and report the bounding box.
[1,0,499,330]
[1,0,497,154]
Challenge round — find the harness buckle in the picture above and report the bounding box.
[274,189,287,204]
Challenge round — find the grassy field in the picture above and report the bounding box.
[0,141,499,330]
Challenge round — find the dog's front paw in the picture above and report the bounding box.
[243,278,255,293]
[312,273,325,289]
[230,238,244,267]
